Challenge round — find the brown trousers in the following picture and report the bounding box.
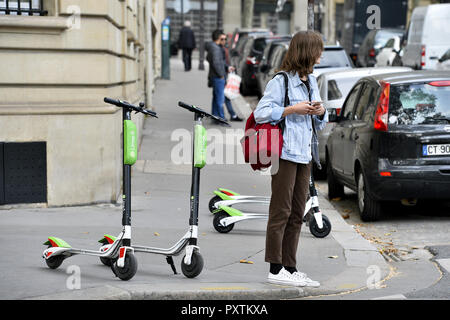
[265,159,311,267]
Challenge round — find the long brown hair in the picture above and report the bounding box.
[279,31,324,77]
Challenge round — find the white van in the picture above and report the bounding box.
[402,3,450,70]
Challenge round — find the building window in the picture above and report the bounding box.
[0,0,48,16]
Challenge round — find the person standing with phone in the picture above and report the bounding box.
[254,31,328,287]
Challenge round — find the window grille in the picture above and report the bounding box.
[0,0,48,16]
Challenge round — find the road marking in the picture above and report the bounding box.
[436,258,450,273]
[371,294,407,300]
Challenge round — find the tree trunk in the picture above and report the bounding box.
[242,0,254,29]
[308,0,315,31]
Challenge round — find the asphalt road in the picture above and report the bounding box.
[310,181,450,300]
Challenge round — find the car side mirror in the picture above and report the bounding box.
[260,64,269,72]
[328,108,339,122]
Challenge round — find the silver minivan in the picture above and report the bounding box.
[402,3,450,70]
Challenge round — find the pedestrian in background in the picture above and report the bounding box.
[178,20,196,71]
[220,37,243,122]
[254,31,328,287]
[206,30,242,123]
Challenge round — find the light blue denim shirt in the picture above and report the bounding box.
[254,72,328,164]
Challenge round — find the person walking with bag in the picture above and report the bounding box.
[206,30,242,123]
[253,31,328,287]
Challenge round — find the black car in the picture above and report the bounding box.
[356,28,405,67]
[238,35,291,96]
[255,42,290,97]
[326,71,450,221]
[229,28,272,70]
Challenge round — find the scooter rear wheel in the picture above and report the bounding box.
[208,195,222,213]
[100,257,112,266]
[309,214,332,238]
[45,255,65,269]
[213,211,234,233]
[181,251,204,278]
[111,252,138,281]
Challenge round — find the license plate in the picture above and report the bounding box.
[422,144,450,156]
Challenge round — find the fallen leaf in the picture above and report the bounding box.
[328,255,339,259]
[384,233,391,236]
[240,259,254,264]
[343,209,352,213]
[341,214,350,219]
[331,197,342,201]
[154,232,160,236]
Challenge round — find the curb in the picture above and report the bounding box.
[28,284,306,300]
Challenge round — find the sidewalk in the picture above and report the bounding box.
[0,58,390,300]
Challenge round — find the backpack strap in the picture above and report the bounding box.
[272,71,290,133]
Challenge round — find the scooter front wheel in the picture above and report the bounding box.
[181,251,204,278]
[213,211,234,233]
[111,252,138,281]
[309,214,332,238]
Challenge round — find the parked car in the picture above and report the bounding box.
[434,48,450,71]
[402,3,450,70]
[313,45,354,77]
[256,39,291,97]
[326,70,450,221]
[254,42,290,97]
[238,35,291,96]
[375,35,403,67]
[229,28,272,69]
[256,44,354,98]
[314,67,412,178]
[356,29,405,67]
[341,0,408,65]
[229,28,272,51]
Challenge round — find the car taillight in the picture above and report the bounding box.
[336,108,341,116]
[374,81,390,132]
[246,56,258,65]
[369,48,376,57]
[428,80,450,87]
[421,45,426,68]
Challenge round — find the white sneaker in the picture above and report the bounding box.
[291,271,320,287]
[267,268,304,287]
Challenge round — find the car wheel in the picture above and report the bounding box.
[357,170,381,221]
[327,157,344,199]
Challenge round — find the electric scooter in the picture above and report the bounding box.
[42,97,158,281]
[98,101,229,278]
[210,168,332,238]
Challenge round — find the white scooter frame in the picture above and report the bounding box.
[211,171,332,238]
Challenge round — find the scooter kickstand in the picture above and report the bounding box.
[166,256,178,275]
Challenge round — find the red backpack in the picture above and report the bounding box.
[240,72,290,171]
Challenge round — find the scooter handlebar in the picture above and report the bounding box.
[178,101,230,126]
[104,97,158,118]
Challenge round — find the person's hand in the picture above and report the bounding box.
[228,66,235,73]
[309,102,325,116]
[291,101,314,115]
